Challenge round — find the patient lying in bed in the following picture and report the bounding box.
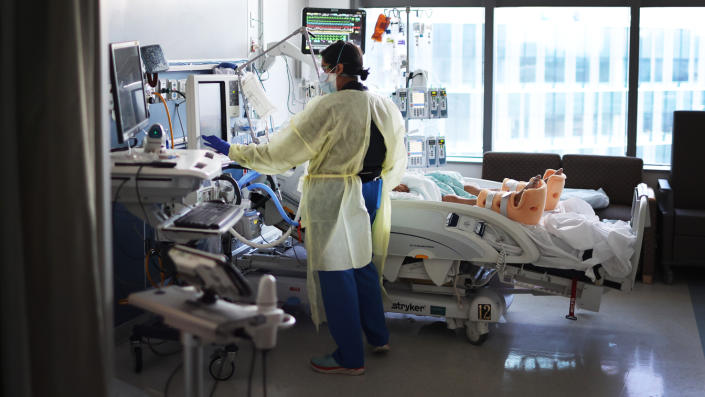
[390,170,635,279]
[393,169,565,225]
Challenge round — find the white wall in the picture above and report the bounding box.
[445,162,483,178]
[259,0,309,126]
[106,0,316,129]
[106,0,249,60]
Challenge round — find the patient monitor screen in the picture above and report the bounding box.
[198,82,227,140]
[302,8,366,54]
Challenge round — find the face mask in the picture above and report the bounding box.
[319,44,346,95]
[319,71,337,94]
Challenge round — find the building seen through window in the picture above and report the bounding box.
[493,8,630,156]
[637,8,705,165]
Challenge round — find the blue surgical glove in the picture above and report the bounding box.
[202,135,231,155]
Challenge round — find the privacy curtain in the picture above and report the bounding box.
[1,0,111,395]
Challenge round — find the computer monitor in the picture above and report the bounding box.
[301,8,366,54]
[186,75,240,149]
[109,41,149,144]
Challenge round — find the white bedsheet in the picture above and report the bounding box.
[520,198,635,280]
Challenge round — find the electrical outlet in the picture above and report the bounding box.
[167,80,178,101]
[178,79,187,99]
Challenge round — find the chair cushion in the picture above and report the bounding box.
[482,152,561,183]
[673,235,705,263]
[562,154,643,206]
[595,204,632,222]
[674,208,705,237]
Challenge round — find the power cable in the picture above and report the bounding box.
[163,361,183,397]
[247,342,256,397]
[262,350,268,397]
[135,165,149,225]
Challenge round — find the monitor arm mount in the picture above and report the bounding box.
[234,27,321,144]
[236,26,320,80]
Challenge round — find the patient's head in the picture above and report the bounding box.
[393,184,410,193]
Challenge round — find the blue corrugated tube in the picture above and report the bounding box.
[245,183,300,227]
[238,170,261,188]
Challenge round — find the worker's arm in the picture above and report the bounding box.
[376,98,407,190]
[228,97,331,175]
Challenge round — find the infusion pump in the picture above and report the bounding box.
[392,88,447,120]
[406,135,447,168]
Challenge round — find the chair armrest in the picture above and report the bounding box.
[656,178,673,215]
[658,178,671,191]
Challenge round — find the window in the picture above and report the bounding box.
[493,7,629,155]
[654,30,664,82]
[673,29,690,82]
[637,8,705,165]
[359,3,705,166]
[508,93,521,138]
[573,92,585,137]
[545,93,566,138]
[520,43,537,83]
[600,31,611,83]
[639,32,652,83]
[462,24,479,86]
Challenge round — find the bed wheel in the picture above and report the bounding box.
[209,356,235,381]
[465,322,489,345]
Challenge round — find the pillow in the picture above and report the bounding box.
[560,188,610,209]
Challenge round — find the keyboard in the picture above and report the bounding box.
[173,201,243,230]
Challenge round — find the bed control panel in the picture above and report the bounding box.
[474,221,486,236]
[446,213,459,227]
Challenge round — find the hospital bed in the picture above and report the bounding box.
[381,181,648,343]
[240,174,650,345]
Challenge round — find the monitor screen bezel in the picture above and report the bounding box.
[109,41,150,144]
[197,81,228,141]
[301,7,366,55]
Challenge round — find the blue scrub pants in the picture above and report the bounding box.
[318,178,389,369]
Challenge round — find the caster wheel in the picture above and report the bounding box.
[465,322,489,345]
[133,346,143,373]
[209,356,235,381]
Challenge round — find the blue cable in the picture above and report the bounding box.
[245,183,299,227]
[238,171,261,188]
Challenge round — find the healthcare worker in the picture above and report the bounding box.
[203,40,407,375]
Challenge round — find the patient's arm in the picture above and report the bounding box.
[442,194,477,206]
[463,183,481,196]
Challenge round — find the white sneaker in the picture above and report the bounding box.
[371,344,390,353]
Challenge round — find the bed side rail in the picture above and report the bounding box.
[618,183,650,291]
[391,200,540,264]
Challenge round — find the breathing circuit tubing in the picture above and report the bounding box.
[229,171,301,249]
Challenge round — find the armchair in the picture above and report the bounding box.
[657,111,705,283]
